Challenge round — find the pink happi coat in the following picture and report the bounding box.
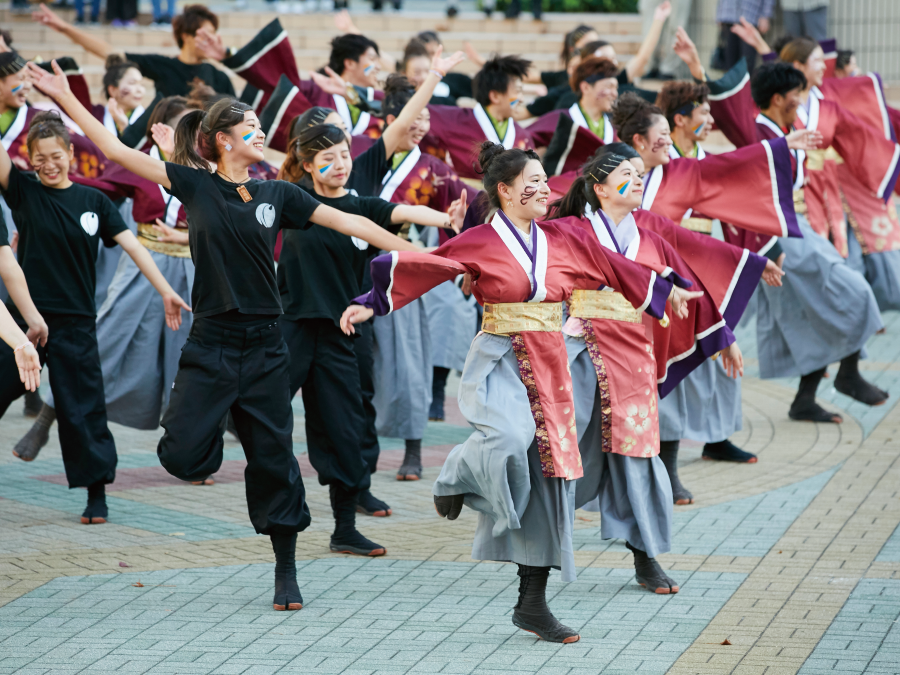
[356,210,673,479]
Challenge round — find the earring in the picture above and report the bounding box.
[225,143,233,152]
[507,200,512,206]
[640,145,645,150]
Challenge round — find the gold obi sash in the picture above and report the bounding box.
[137,223,191,258]
[680,217,713,234]
[567,289,642,324]
[793,188,808,215]
[460,177,484,191]
[482,302,562,335]
[806,148,826,171]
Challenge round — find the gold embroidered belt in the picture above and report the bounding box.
[482,302,562,335]
[137,223,191,258]
[567,289,642,324]
[793,188,808,215]
[459,177,484,191]
[680,217,713,234]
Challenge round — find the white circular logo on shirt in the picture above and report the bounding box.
[255,203,276,228]
[80,212,99,236]
[351,237,369,251]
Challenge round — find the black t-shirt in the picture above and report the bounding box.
[125,53,236,98]
[541,70,569,89]
[164,163,320,319]
[278,191,398,326]
[528,83,574,117]
[1,166,127,316]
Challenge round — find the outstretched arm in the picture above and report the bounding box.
[730,17,773,56]
[113,231,191,330]
[310,205,420,253]
[0,247,47,346]
[32,4,114,60]
[381,46,465,158]
[625,1,672,82]
[391,192,467,233]
[26,61,170,188]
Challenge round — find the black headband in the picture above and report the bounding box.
[0,52,26,78]
[673,100,700,117]
[582,71,615,86]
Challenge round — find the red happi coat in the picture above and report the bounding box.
[559,210,762,457]
[422,104,533,180]
[1,105,108,179]
[358,212,672,479]
[526,102,616,150]
[548,137,801,246]
[707,59,900,256]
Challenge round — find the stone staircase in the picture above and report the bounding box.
[2,8,643,103]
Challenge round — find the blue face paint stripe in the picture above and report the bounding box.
[242,130,255,145]
[616,180,630,195]
[10,83,22,94]
[317,163,333,175]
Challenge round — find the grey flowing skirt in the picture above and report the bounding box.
[566,334,672,559]
[756,214,883,379]
[423,279,478,373]
[658,358,742,444]
[847,228,900,312]
[373,298,432,440]
[434,332,576,581]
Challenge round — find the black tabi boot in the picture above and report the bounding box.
[23,389,43,417]
[429,366,450,421]
[434,494,464,520]
[13,403,56,462]
[356,488,392,517]
[834,351,889,406]
[81,482,108,524]
[658,441,693,505]
[511,565,580,643]
[789,368,843,423]
[330,484,386,556]
[702,439,757,463]
[271,532,303,611]
[627,542,678,594]
[396,439,423,481]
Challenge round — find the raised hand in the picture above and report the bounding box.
[32,3,68,32]
[786,128,823,151]
[669,286,704,319]
[334,9,361,35]
[107,98,129,132]
[447,190,467,234]
[463,42,486,68]
[163,293,191,332]
[340,304,374,335]
[673,27,702,73]
[719,342,744,379]
[150,123,176,157]
[310,67,348,97]
[25,60,70,101]
[730,17,770,55]
[431,45,466,77]
[194,26,226,62]
[654,0,672,22]
[762,258,785,287]
[15,342,41,392]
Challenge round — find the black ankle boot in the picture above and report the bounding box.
[511,565,579,643]
[627,542,678,594]
[81,482,108,524]
[271,532,303,611]
[835,351,889,406]
[658,441,693,505]
[397,439,423,481]
[356,489,392,517]
[789,368,843,422]
[434,494,464,519]
[13,403,56,462]
[702,439,757,463]
[329,484,386,556]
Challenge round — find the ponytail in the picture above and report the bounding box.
[171,109,209,170]
[548,142,638,218]
[548,175,591,219]
[170,97,252,170]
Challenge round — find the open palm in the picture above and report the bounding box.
[25,60,69,100]
[431,46,466,77]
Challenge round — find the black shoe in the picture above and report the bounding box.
[627,542,678,594]
[356,489,392,517]
[789,399,843,423]
[331,484,386,556]
[397,439,422,481]
[702,439,757,463]
[834,353,889,406]
[81,483,108,524]
[23,390,43,417]
[434,494,464,520]
[512,565,580,643]
[658,441,693,505]
[271,532,303,611]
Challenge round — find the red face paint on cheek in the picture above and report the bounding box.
[519,186,538,205]
[650,138,667,153]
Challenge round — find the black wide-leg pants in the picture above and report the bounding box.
[0,313,117,488]
[352,318,381,475]
[157,317,310,535]
[281,317,371,492]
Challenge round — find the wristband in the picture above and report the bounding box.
[13,341,30,353]
[429,69,444,80]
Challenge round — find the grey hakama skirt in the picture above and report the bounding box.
[657,359,742,444]
[423,279,478,372]
[756,214,883,379]
[434,332,577,581]
[847,228,900,312]
[566,334,672,559]
[90,250,194,429]
[373,298,432,440]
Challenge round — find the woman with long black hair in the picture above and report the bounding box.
[30,60,418,612]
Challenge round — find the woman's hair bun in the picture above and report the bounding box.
[104,53,126,69]
[476,141,506,175]
[383,72,414,97]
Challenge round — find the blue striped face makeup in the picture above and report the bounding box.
[692,121,705,136]
[10,83,23,94]
[363,64,375,76]
[509,98,520,108]
[616,180,631,195]
[317,163,333,176]
[242,129,255,146]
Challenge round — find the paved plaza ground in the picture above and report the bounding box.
[2,309,900,674]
